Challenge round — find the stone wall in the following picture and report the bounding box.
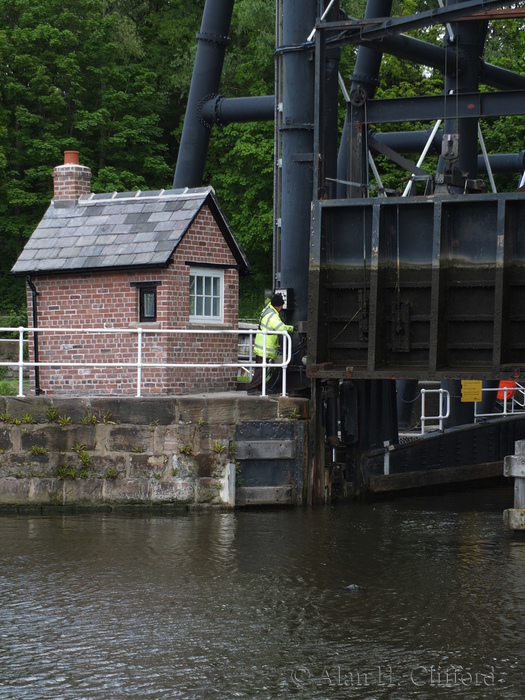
[0,394,309,509]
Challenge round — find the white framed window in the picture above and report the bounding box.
[189,267,224,323]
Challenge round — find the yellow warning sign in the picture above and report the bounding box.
[461,380,482,403]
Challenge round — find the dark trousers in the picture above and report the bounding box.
[246,355,275,393]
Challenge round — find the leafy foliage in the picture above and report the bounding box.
[1,0,525,319]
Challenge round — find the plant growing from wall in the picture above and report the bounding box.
[104,467,120,481]
[45,406,60,422]
[28,445,47,456]
[179,443,194,456]
[58,414,72,430]
[80,410,98,425]
[21,413,35,424]
[57,465,77,480]
[212,441,227,454]
[103,410,118,424]
[0,410,21,424]
[72,440,91,476]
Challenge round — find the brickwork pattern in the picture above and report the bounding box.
[27,207,240,395]
[52,164,92,201]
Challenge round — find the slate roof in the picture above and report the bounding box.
[12,186,250,275]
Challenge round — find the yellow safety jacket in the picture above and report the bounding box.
[254,303,293,360]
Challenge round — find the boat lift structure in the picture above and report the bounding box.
[174,0,525,500]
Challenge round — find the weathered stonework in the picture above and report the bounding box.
[0,394,309,509]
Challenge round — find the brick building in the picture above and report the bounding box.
[12,152,250,395]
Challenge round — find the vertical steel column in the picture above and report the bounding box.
[173,0,235,188]
[279,0,318,325]
[442,0,488,179]
[337,0,393,198]
[442,1,488,427]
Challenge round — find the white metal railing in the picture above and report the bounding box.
[419,382,525,434]
[473,383,525,420]
[0,326,292,398]
[420,388,451,434]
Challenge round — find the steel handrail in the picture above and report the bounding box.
[0,326,292,398]
[420,382,525,434]
[420,388,451,435]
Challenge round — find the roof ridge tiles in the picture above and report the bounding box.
[78,185,213,206]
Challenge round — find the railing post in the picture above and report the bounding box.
[17,326,25,397]
[420,388,426,435]
[261,331,268,397]
[249,331,254,379]
[136,327,143,397]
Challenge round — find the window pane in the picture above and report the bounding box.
[143,292,155,318]
[189,269,223,321]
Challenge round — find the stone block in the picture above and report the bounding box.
[65,426,99,451]
[20,425,69,452]
[0,477,31,504]
[103,478,150,503]
[88,454,127,479]
[174,398,209,424]
[149,479,194,503]
[31,478,64,505]
[107,425,155,452]
[129,453,169,478]
[90,397,177,425]
[4,396,56,423]
[0,427,13,452]
[36,397,93,423]
[201,398,237,425]
[161,423,201,453]
[278,397,309,419]
[171,453,198,480]
[195,477,222,504]
[0,452,59,478]
[64,479,104,504]
[237,395,281,420]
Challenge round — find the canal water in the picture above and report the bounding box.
[1,487,523,699]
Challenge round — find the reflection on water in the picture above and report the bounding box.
[0,487,523,699]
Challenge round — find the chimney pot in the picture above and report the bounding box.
[63,150,79,165]
[53,152,91,201]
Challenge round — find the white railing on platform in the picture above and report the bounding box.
[0,326,292,398]
[420,388,451,435]
[419,382,525,434]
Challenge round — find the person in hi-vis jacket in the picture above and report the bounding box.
[246,294,293,395]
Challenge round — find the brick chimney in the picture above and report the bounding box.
[52,151,91,202]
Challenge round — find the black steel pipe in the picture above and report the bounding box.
[199,95,275,126]
[338,0,393,197]
[26,276,40,396]
[354,35,525,92]
[173,0,235,188]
